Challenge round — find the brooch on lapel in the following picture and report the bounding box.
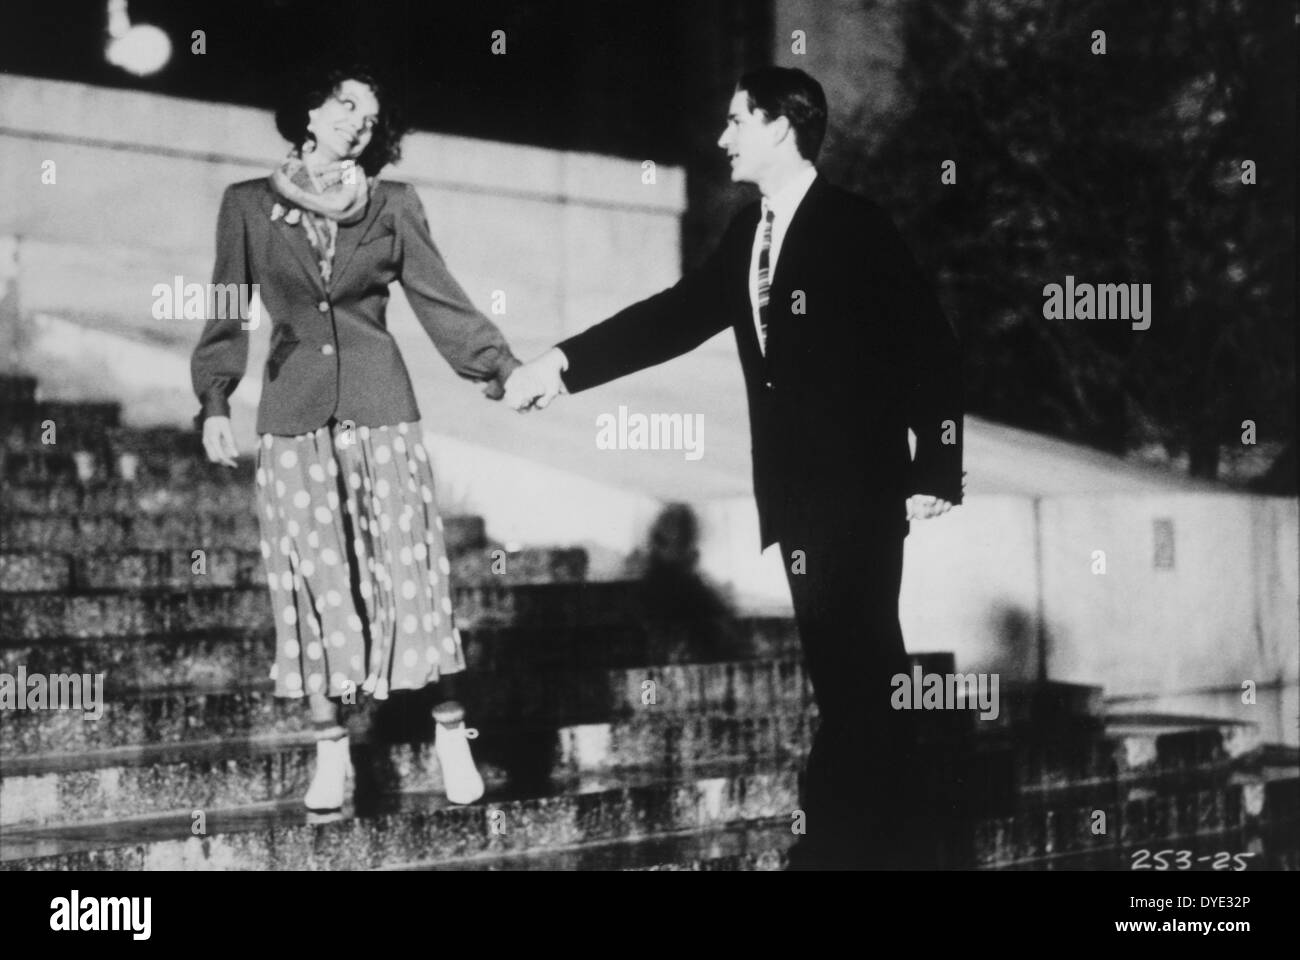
[270,202,302,225]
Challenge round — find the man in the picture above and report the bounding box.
[507,67,963,869]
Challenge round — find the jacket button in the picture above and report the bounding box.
[321,344,335,356]
[317,300,329,313]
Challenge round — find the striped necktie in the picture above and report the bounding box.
[757,206,775,354]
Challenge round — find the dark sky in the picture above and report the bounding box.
[0,0,729,162]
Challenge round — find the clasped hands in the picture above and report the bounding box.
[501,347,568,412]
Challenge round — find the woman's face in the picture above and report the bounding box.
[306,78,380,164]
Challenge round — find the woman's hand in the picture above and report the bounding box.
[202,415,240,467]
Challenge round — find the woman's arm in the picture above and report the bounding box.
[190,184,253,429]
[395,183,520,398]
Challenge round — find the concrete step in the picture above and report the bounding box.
[0,508,487,554]
[0,691,1242,827]
[399,820,795,871]
[1,711,819,828]
[0,616,806,695]
[0,545,586,593]
[0,763,802,869]
[3,756,1291,871]
[0,651,820,756]
[0,580,667,641]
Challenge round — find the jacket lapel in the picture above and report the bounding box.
[328,186,389,292]
[262,180,327,295]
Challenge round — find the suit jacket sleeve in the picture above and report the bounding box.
[865,207,964,505]
[556,216,740,393]
[396,183,521,398]
[190,184,252,429]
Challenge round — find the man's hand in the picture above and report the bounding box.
[906,494,953,520]
[504,348,568,411]
[202,415,239,467]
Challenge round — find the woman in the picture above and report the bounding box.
[192,66,520,814]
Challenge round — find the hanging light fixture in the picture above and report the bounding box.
[105,0,172,77]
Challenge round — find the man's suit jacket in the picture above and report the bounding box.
[191,178,519,436]
[558,176,963,549]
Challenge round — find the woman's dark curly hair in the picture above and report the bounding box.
[274,65,407,177]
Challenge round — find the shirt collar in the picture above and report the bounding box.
[761,166,818,221]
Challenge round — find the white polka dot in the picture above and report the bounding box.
[263,435,274,449]
[375,479,390,499]
[353,538,365,557]
[275,479,287,498]
[443,636,457,653]
[265,504,275,520]
[375,445,392,464]
[402,614,418,633]
[269,663,279,679]
[347,614,363,632]
[399,547,413,565]
[408,478,417,492]
[321,548,339,566]
[358,516,368,532]
[435,515,444,530]
[327,459,338,477]
[439,556,451,575]
[288,522,301,539]
[280,450,298,469]
[408,460,418,475]
[260,540,271,559]
[413,543,427,561]
[256,468,267,487]
[307,530,320,548]
[307,673,323,693]
[360,426,371,441]
[329,631,346,648]
[349,473,362,490]
[398,423,409,435]
[415,444,427,462]
[309,464,326,483]
[393,436,407,454]
[306,641,322,660]
[442,596,453,614]
[280,571,293,591]
[325,590,342,607]
[427,569,439,586]
[421,486,433,503]
[267,572,278,591]
[300,559,315,578]
[399,513,412,532]
[335,670,352,688]
[326,491,339,510]
[403,649,419,668]
[314,506,332,525]
[285,672,302,691]
[284,639,300,657]
[401,580,417,599]
[359,580,373,599]
[292,490,310,510]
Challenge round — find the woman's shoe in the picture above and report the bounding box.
[433,703,485,804]
[304,725,349,813]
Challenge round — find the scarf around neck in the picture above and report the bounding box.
[269,149,372,283]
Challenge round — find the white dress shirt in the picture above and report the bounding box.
[749,166,818,353]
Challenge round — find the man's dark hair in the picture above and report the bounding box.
[737,67,828,162]
[274,64,407,177]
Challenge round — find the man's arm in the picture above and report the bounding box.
[864,206,964,507]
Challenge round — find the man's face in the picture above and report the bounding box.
[717,89,779,184]
[307,78,380,163]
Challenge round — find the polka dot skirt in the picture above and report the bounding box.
[254,420,465,700]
